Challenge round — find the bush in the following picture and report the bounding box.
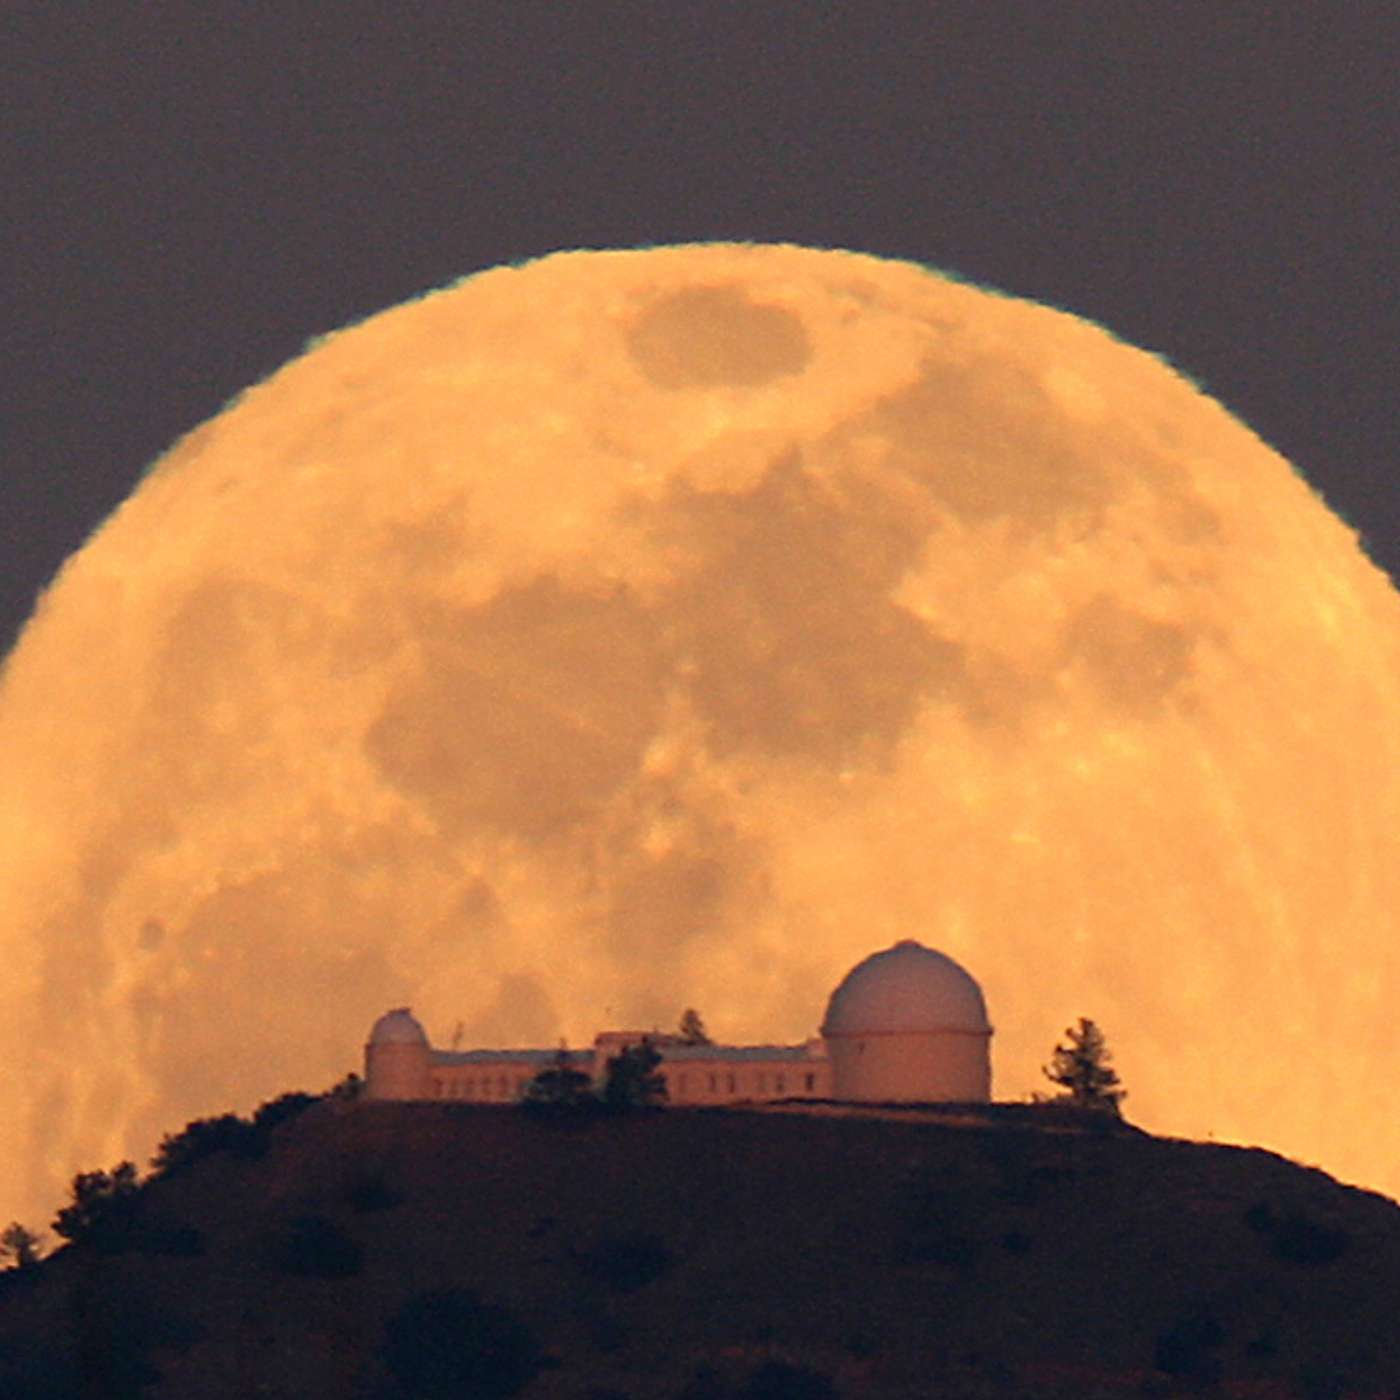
[136,1217,205,1257]
[328,1071,364,1100]
[576,1230,674,1294]
[382,1288,544,1400]
[269,1214,364,1278]
[524,1050,598,1115]
[0,1336,80,1400]
[68,1284,204,1400]
[346,1170,403,1213]
[1245,1201,1350,1266]
[1154,1301,1224,1387]
[895,1177,980,1268]
[742,1361,837,1400]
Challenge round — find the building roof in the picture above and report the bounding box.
[367,1007,429,1045]
[432,1048,568,1066]
[429,1043,818,1067]
[820,940,990,1037]
[653,1044,817,1063]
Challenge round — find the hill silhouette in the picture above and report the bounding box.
[3,1096,1399,1398]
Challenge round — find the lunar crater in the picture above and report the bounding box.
[625,284,812,390]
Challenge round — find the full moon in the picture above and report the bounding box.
[3,244,1398,1226]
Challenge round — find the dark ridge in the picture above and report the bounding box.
[3,1099,1399,1398]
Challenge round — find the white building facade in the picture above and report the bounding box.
[364,939,992,1106]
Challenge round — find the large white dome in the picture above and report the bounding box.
[821,940,990,1037]
[368,1007,429,1046]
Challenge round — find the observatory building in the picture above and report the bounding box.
[365,940,992,1105]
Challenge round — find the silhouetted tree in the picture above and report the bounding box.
[602,1038,668,1112]
[149,1113,263,1178]
[251,1089,317,1132]
[524,1046,597,1112]
[329,1070,363,1100]
[52,1162,141,1250]
[678,1008,712,1045]
[0,1221,44,1270]
[1042,1017,1125,1114]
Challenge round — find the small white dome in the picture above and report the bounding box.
[821,940,989,1036]
[368,1007,429,1046]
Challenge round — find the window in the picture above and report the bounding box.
[804,1073,815,1093]
[775,1075,786,1095]
[726,1074,736,1094]
[708,1074,717,1093]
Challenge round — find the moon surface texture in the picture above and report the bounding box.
[3,244,1399,1224]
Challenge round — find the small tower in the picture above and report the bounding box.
[365,1007,433,1100]
[821,940,992,1102]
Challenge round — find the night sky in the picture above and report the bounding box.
[5,6,1395,656]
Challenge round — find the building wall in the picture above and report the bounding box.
[364,1041,433,1100]
[825,1029,991,1103]
[419,1050,834,1105]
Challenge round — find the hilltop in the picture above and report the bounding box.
[2,1098,1399,1398]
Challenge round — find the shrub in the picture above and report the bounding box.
[1244,1201,1350,1266]
[895,1177,980,1268]
[346,1170,403,1213]
[269,1214,364,1278]
[69,1283,204,1400]
[0,1336,80,1400]
[524,1049,599,1117]
[328,1071,363,1100]
[576,1230,674,1294]
[677,1365,727,1400]
[1154,1301,1224,1387]
[742,1361,837,1400]
[135,1217,205,1256]
[382,1288,544,1400]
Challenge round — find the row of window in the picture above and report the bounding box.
[429,1068,824,1102]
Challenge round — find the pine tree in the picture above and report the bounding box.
[602,1039,668,1112]
[0,1222,43,1271]
[1043,1017,1125,1114]
[677,1008,712,1046]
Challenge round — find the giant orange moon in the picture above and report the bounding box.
[2,244,1398,1227]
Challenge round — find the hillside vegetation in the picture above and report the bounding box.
[2,1099,1399,1398]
